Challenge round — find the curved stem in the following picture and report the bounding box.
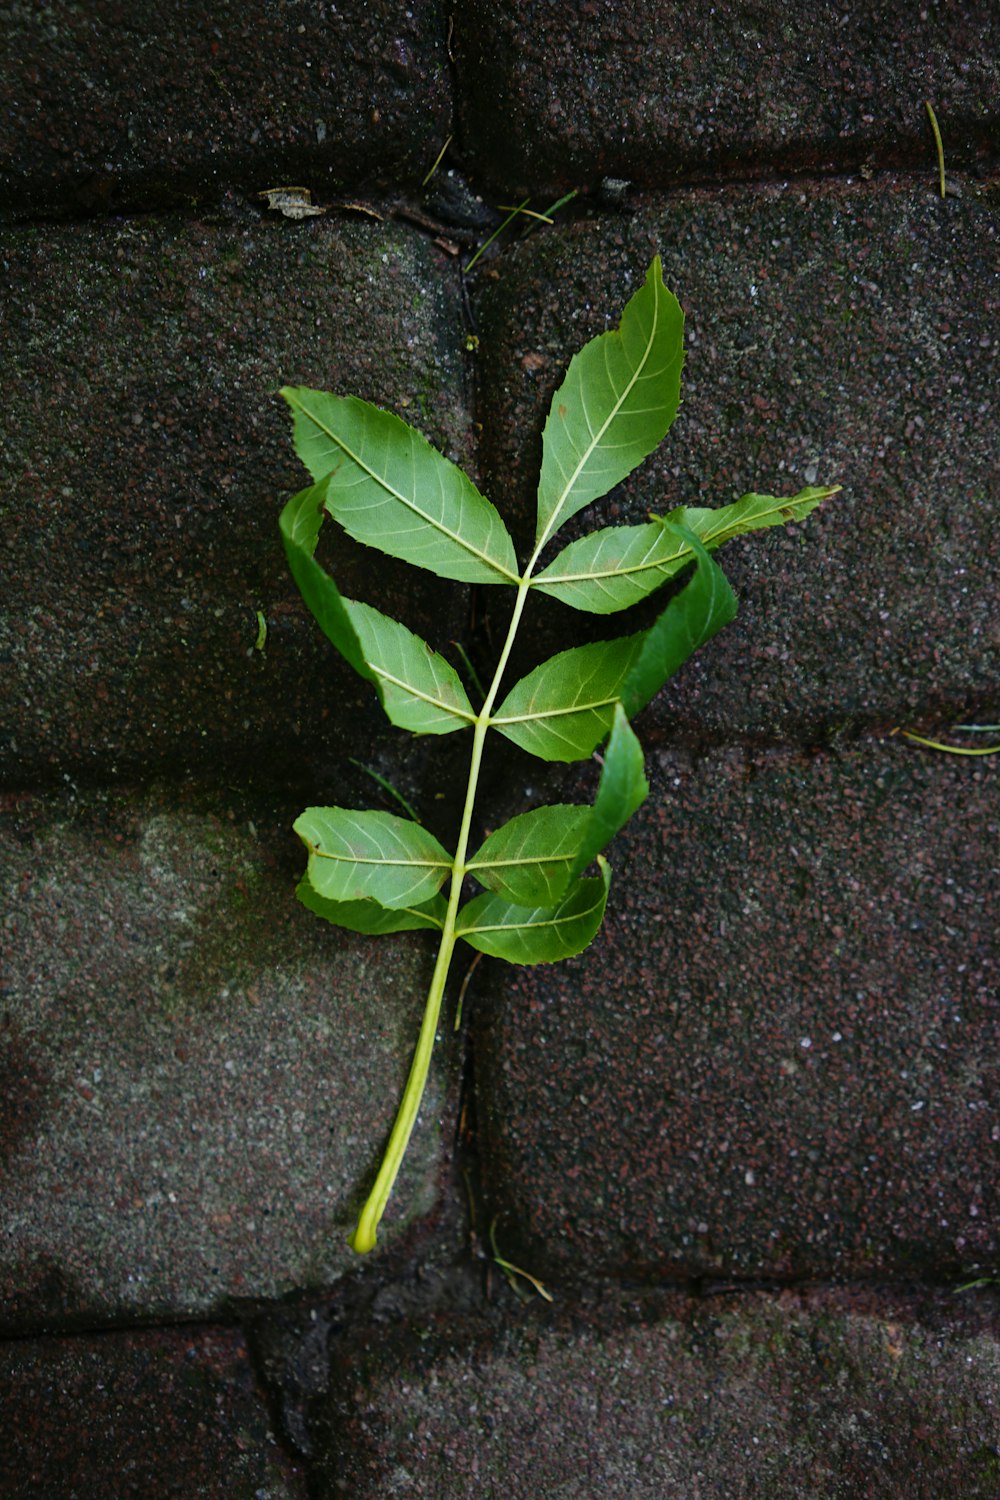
[349,578,534,1253]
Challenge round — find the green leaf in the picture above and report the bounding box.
[281,386,520,586]
[491,633,647,762]
[495,527,735,760]
[467,805,592,906]
[534,257,683,551]
[343,599,475,736]
[279,483,376,686]
[669,485,838,550]
[532,485,838,614]
[532,519,691,614]
[467,707,646,904]
[566,704,648,882]
[619,523,737,718]
[294,807,452,909]
[296,878,446,934]
[456,857,611,964]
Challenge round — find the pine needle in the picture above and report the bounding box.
[924,101,946,200]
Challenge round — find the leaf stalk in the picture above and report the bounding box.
[349,580,534,1250]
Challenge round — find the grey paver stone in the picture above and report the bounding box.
[0,213,473,785]
[474,741,997,1281]
[0,784,457,1327]
[0,1324,307,1498]
[0,0,451,220]
[313,1288,1000,1498]
[455,1,1000,193]
[473,178,999,741]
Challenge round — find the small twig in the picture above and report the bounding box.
[465,189,579,273]
[924,101,946,200]
[421,135,453,188]
[454,950,483,1031]
[496,204,556,224]
[891,727,1000,757]
[465,198,530,272]
[489,1217,554,1301]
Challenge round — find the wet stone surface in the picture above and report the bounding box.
[0,784,458,1328]
[472,177,999,745]
[0,1324,307,1498]
[455,0,1000,195]
[0,211,474,787]
[0,0,451,221]
[474,741,997,1282]
[313,1286,1000,1498]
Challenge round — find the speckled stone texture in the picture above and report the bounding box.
[0,213,474,786]
[474,742,997,1281]
[472,179,999,746]
[0,0,450,221]
[1,1325,306,1498]
[0,785,457,1327]
[313,1287,1000,1498]
[455,1,1000,195]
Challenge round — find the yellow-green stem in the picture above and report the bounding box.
[349,578,534,1252]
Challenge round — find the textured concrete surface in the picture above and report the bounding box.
[0,785,457,1327]
[1,1324,306,1498]
[0,0,451,221]
[1,0,998,1492]
[475,741,997,1281]
[0,212,474,786]
[314,1287,1000,1498]
[456,0,1000,195]
[473,177,999,745]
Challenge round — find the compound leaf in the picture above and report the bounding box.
[456,858,611,964]
[467,805,591,906]
[296,878,446,934]
[619,523,737,718]
[534,257,683,551]
[491,633,647,762]
[279,482,376,685]
[532,485,838,614]
[281,386,520,586]
[343,599,475,736]
[294,807,452,909]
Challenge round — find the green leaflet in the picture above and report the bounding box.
[281,386,520,586]
[533,485,838,614]
[343,599,475,736]
[456,858,611,964]
[619,524,737,719]
[468,707,647,904]
[491,632,647,762]
[279,486,474,735]
[565,704,647,883]
[297,878,446,934]
[467,805,592,906]
[668,486,838,550]
[534,257,683,551]
[493,532,735,762]
[279,483,376,686]
[294,807,452,909]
